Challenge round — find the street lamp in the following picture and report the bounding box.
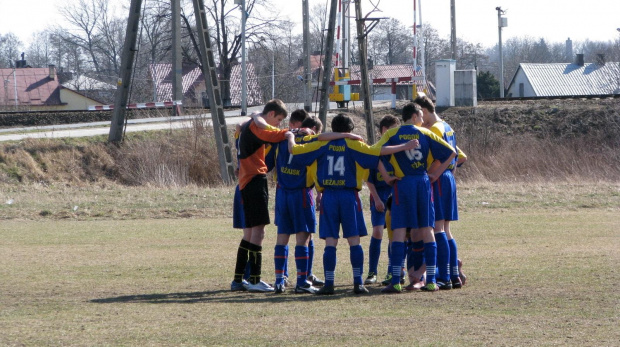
[496,7,507,98]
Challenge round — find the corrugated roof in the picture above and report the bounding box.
[149,63,262,105]
[518,62,620,96]
[61,75,116,91]
[0,67,62,106]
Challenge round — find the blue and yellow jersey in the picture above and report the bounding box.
[367,159,394,190]
[429,121,462,171]
[274,129,319,189]
[456,146,467,167]
[375,124,455,177]
[290,138,381,191]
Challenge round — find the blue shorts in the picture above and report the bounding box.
[275,187,316,235]
[369,187,392,227]
[433,170,458,221]
[233,185,245,229]
[390,175,434,229]
[319,189,368,239]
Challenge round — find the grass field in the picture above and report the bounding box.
[1,182,619,346]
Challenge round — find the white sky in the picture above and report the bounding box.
[1,0,619,48]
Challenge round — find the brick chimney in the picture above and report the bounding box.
[575,54,584,66]
[48,65,56,80]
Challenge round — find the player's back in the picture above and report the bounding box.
[292,138,380,191]
[380,124,454,177]
[275,130,317,189]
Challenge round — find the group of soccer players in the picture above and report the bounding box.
[230,96,467,294]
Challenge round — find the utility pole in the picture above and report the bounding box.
[450,0,457,61]
[318,0,338,130]
[193,0,235,184]
[109,0,143,143]
[496,6,507,98]
[110,0,234,183]
[171,0,183,116]
[302,0,312,112]
[240,0,248,115]
[354,0,375,143]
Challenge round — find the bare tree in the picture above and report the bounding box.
[25,31,53,68]
[368,18,411,65]
[0,33,22,68]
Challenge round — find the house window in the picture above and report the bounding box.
[519,83,524,97]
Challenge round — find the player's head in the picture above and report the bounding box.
[331,113,354,133]
[413,94,435,114]
[378,115,400,135]
[301,115,323,133]
[262,99,288,126]
[402,102,423,123]
[289,109,308,129]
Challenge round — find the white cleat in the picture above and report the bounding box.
[247,280,275,292]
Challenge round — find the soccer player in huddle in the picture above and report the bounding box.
[375,102,456,293]
[231,124,276,291]
[270,110,338,294]
[364,115,400,286]
[287,114,419,295]
[231,99,291,293]
[414,95,467,288]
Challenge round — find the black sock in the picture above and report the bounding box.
[248,243,262,285]
[233,240,252,283]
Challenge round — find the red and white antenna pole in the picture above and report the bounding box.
[335,0,342,68]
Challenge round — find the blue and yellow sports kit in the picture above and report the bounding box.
[274,130,319,235]
[429,121,460,222]
[375,124,456,287]
[367,160,394,227]
[375,124,455,229]
[291,138,382,240]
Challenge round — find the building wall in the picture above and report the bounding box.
[28,89,102,111]
[507,70,537,97]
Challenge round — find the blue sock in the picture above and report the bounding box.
[284,245,289,279]
[368,237,381,275]
[386,242,392,277]
[448,238,459,280]
[295,245,309,287]
[308,239,315,277]
[435,232,450,282]
[350,245,364,285]
[323,246,337,287]
[274,245,287,285]
[406,240,414,272]
[424,242,437,284]
[390,241,405,285]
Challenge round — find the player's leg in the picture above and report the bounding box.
[231,185,251,291]
[416,176,439,292]
[293,231,317,293]
[241,175,273,292]
[445,221,465,287]
[366,194,386,285]
[405,228,426,291]
[316,190,339,295]
[434,219,452,290]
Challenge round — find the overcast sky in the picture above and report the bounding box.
[1,0,619,48]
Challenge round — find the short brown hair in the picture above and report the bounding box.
[262,99,288,118]
[290,109,308,125]
[413,95,435,113]
[378,115,400,132]
[402,103,422,122]
[301,116,323,133]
